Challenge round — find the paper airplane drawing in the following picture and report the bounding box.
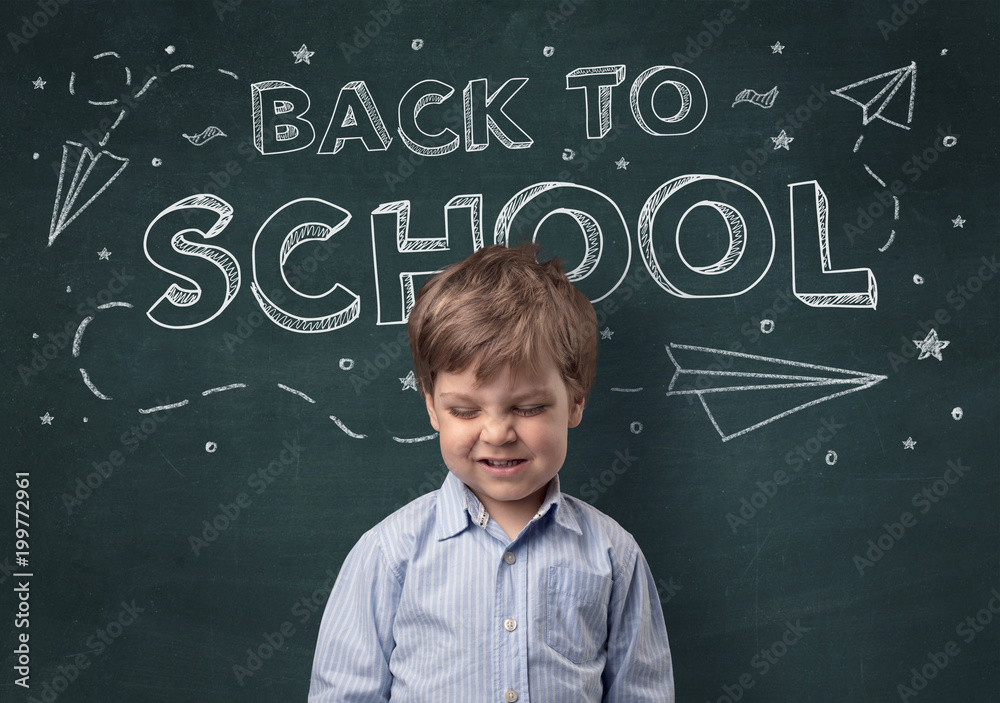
[831,61,916,130]
[49,141,129,246]
[664,343,886,442]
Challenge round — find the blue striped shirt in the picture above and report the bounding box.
[309,472,674,702]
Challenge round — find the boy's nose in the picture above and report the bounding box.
[480,416,516,445]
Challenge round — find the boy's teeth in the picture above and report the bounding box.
[486,459,518,467]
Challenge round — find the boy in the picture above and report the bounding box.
[309,244,673,702]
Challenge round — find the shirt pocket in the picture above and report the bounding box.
[545,565,613,664]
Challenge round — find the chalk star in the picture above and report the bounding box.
[40,412,54,425]
[33,76,46,89]
[771,129,794,150]
[913,329,950,361]
[951,215,965,228]
[600,327,614,340]
[98,247,111,260]
[292,44,314,64]
[400,370,418,392]
[902,436,916,450]
[615,157,629,170]
[771,41,784,54]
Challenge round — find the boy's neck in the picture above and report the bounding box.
[471,485,549,542]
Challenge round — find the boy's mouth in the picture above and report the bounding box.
[480,459,525,468]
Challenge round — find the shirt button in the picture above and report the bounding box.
[504,689,518,702]
[503,551,516,564]
[503,617,517,632]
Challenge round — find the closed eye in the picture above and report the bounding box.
[514,406,545,417]
[448,408,478,419]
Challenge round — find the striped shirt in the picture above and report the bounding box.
[309,471,674,702]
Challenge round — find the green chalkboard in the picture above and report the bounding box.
[2,0,998,701]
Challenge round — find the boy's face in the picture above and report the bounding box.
[424,359,584,521]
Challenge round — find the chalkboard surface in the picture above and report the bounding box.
[2,1,998,701]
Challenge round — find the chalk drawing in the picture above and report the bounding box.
[903,437,916,450]
[913,329,949,361]
[615,157,629,170]
[913,274,924,285]
[831,62,916,130]
[566,65,625,139]
[33,153,39,160]
[411,39,424,51]
[33,77,46,90]
[339,358,355,371]
[182,126,227,146]
[629,65,708,137]
[732,86,778,109]
[760,319,775,334]
[392,433,438,444]
[139,400,189,414]
[98,247,111,260]
[562,148,575,161]
[151,158,162,167]
[951,407,964,421]
[291,44,314,64]
[202,383,247,396]
[893,196,899,221]
[942,135,957,147]
[864,164,886,188]
[789,180,878,308]
[940,49,948,56]
[825,450,838,465]
[400,371,418,392]
[330,415,367,439]
[80,368,112,400]
[630,421,643,434]
[878,231,895,252]
[40,412,54,425]
[853,135,864,152]
[771,41,784,54]
[97,301,133,310]
[952,216,965,228]
[317,81,394,153]
[601,327,614,340]
[170,64,194,72]
[278,383,316,403]
[664,342,886,442]
[49,142,129,246]
[611,387,643,393]
[205,442,218,453]
[218,69,239,80]
[72,316,93,357]
[771,129,794,150]
[543,46,554,57]
[145,194,241,329]
[165,46,176,54]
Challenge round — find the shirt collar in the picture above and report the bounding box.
[436,471,582,540]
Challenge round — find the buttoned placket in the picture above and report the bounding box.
[480,520,530,702]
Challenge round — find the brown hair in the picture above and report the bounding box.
[407,243,597,403]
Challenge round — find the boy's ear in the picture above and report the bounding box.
[424,392,441,431]
[568,395,585,428]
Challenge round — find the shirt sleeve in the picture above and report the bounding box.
[601,542,675,703]
[308,527,401,703]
